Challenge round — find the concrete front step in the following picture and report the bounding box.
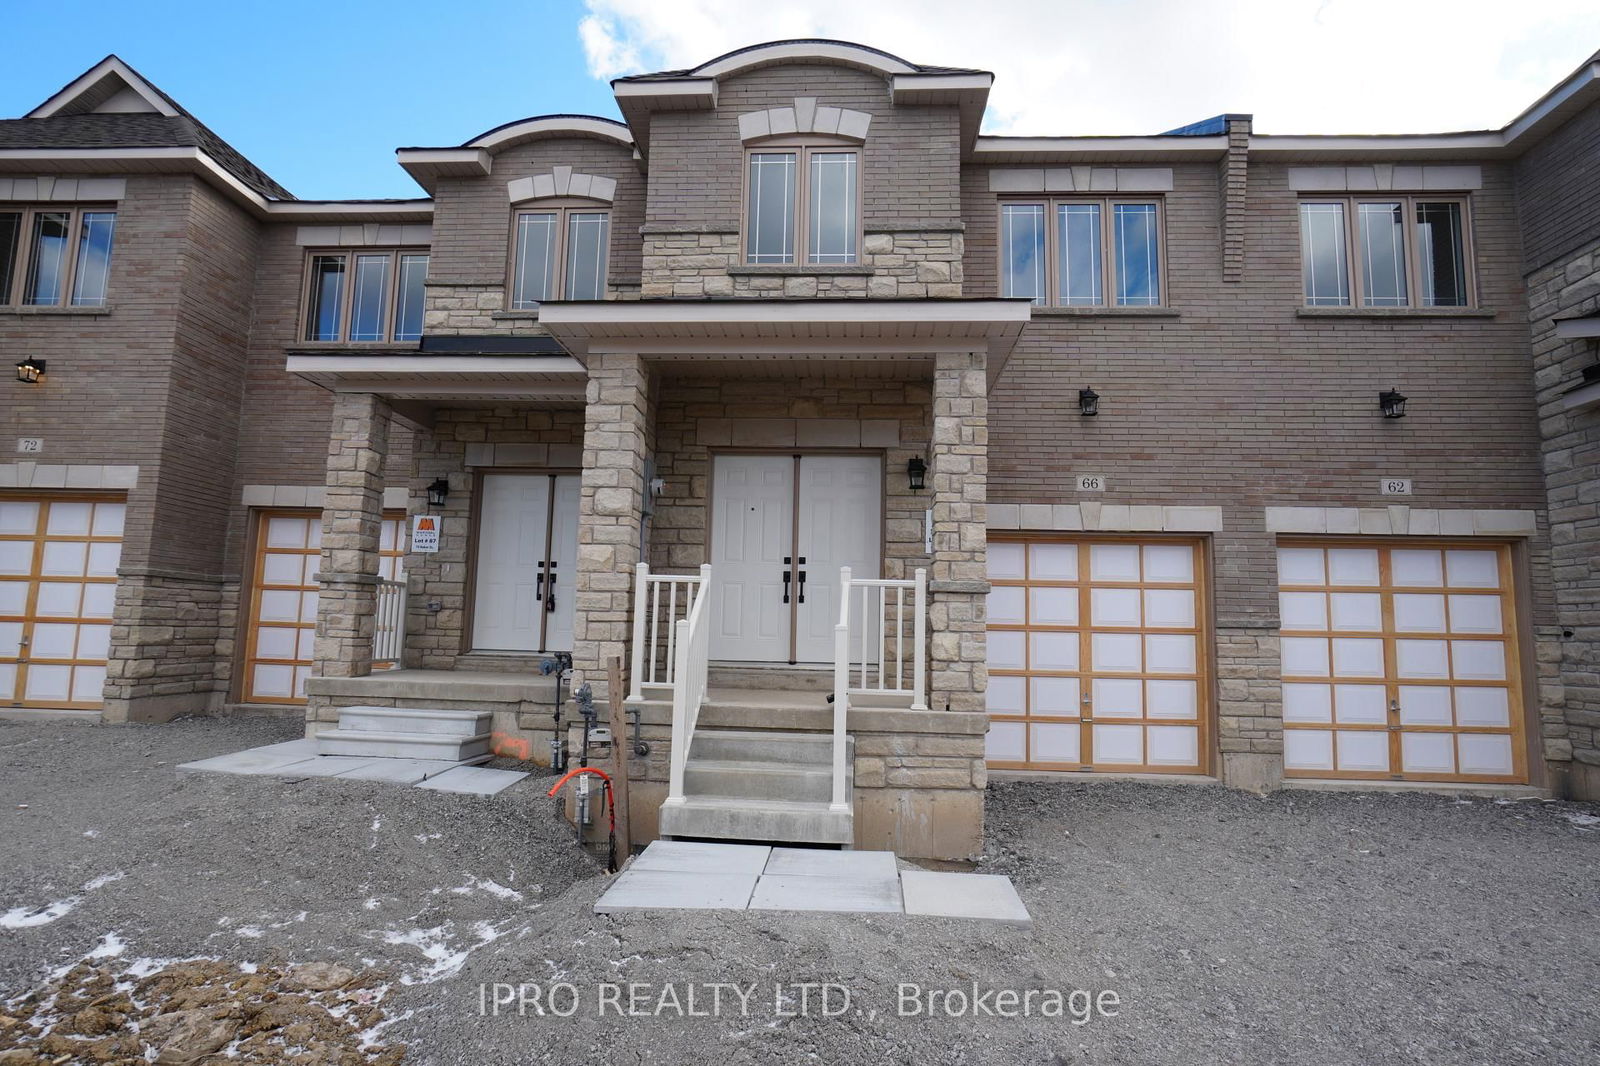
[707,665,834,692]
[658,796,854,846]
[689,728,852,766]
[335,705,491,737]
[316,728,492,761]
[684,758,834,803]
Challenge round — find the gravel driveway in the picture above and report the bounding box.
[2,715,1598,1064]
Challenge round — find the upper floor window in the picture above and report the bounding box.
[745,144,859,265]
[1299,197,1471,309]
[0,205,116,308]
[303,248,428,343]
[509,205,610,308]
[1000,199,1162,307]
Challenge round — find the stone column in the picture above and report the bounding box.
[312,392,392,683]
[928,351,989,713]
[572,354,651,702]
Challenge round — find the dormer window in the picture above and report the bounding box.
[509,204,610,307]
[745,143,859,266]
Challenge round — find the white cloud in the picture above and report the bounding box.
[577,0,1600,134]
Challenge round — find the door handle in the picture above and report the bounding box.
[797,569,806,604]
[782,571,791,604]
[546,570,557,612]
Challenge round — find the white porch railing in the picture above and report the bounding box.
[629,563,712,702]
[664,565,713,805]
[373,578,407,666]
[832,566,928,810]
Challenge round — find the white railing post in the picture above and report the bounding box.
[831,566,852,811]
[912,567,928,711]
[667,617,691,803]
[664,563,715,807]
[629,562,649,701]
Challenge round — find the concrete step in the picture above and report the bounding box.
[335,705,491,737]
[315,728,491,761]
[707,665,834,692]
[684,758,833,803]
[689,728,852,766]
[658,796,854,846]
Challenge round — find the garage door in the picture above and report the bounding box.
[987,537,1209,773]
[242,510,404,704]
[0,496,124,709]
[1277,542,1526,783]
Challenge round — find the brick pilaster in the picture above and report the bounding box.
[311,392,392,683]
[1218,114,1251,283]
[928,351,988,713]
[571,354,651,703]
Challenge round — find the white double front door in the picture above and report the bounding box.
[709,454,882,664]
[472,473,579,652]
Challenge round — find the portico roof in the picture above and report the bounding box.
[536,298,1031,387]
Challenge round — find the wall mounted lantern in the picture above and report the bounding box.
[426,478,451,509]
[906,456,927,492]
[1379,389,1408,419]
[15,357,45,384]
[1078,386,1100,417]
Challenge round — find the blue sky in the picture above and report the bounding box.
[5,0,1598,201]
[1,0,616,199]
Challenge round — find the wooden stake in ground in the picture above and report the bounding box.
[606,656,633,859]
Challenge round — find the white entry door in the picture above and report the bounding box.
[709,454,882,664]
[472,473,579,652]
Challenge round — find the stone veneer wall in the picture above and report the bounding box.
[639,228,963,299]
[648,374,933,579]
[404,407,586,669]
[102,571,228,723]
[1528,236,1600,798]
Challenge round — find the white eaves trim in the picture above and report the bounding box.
[393,147,491,177]
[612,78,718,107]
[537,298,1031,329]
[1562,379,1600,412]
[972,135,1228,160]
[891,73,994,98]
[1554,316,1600,339]
[27,56,179,118]
[285,354,585,376]
[466,116,633,152]
[694,41,916,78]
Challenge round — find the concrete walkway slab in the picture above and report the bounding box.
[415,765,529,796]
[900,871,1032,928]
[750,873,903,913]
[336,758,459,785]
[595,870,759,913]
[276,755,385,778]
[176,739,321,776]
[765,847,898,880]
[631,840,771,875]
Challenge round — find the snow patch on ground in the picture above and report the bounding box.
[449,875,524,902]
[1564,812,1600,829]
[374,920,517,985]
[87,931,127,960]
[0,872,126,929]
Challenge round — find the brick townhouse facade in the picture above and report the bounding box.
[2,42,1597,857]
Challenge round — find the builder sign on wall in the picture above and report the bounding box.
[410,514,440,553]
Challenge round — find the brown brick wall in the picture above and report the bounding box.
[1517,102,1600,273]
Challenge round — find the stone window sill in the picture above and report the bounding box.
[491,310,541,320]
[1,304,113,316]
[728,265,876,276]
[1029,306,1180,318]
[1296,307,1496,319]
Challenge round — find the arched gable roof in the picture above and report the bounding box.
[463,114,633,153]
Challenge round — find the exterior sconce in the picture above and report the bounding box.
[1078,386,1100,417]
[906,456,927,491]
[426,478,451,509]
[1379,389,1408,419]
[15,357,45,383]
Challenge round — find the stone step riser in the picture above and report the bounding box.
[690,735,851,766]
[316,730,491,761]
[683,763,833,803]
[336,709,491,737]
[706,667,835,693]
[657,803,854,846]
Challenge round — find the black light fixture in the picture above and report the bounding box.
[1379,388,1408,419]
[1078,386,1100,417]
[426,478,451,509]
[906,456,927,492]
[15,357,45,384]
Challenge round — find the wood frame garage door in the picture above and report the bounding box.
[987,536,1211,773]
[0,495,124,709]
[242,509,405,705]
[1277,540,1527,783]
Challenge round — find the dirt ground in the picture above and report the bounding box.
[2,715,1599,1065]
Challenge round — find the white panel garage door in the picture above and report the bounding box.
[1277,541,1526,783]
[0,496,124,709]
[986,537,1209,773]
